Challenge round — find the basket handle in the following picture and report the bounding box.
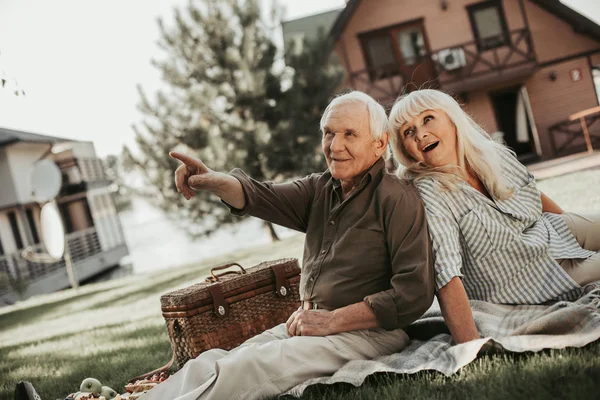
[207,262,246,282]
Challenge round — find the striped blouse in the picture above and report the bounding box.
[415,146,595,304]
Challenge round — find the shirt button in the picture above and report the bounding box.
[309,277,314,282]
[329,220,335,225]
[321,249,326,254]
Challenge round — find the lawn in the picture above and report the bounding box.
[1,168,599,400]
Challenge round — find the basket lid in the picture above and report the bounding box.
[160,258,300,310]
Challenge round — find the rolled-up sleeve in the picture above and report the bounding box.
[224,169,317,233]
[363,189,435,330]
[418,186,464,290]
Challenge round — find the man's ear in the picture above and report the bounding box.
[374,132,390,157]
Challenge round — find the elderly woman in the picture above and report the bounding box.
[388,89,600,344]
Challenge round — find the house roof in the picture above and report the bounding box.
[329,0,600,43]
[531,0,600,41]
[0,126,73,147]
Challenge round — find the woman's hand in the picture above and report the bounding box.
[541,192,564,214]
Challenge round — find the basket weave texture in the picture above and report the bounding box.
[160,258,301,368]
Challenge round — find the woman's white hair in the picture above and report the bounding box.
[388,89,513,200]
[320,90,389,143]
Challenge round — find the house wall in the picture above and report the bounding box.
[67,200,92,232]
[87,188,124,251]
[5,142,54,205]
[463,91,499,133]
[0,148,18,208]
[523,1,600,64]
[525,56,598,157]
[0,212,17,254]
[336,0,529,78]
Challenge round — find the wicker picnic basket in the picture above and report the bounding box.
[160,258,301,368]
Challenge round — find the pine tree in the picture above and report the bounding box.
[129,0,344,239]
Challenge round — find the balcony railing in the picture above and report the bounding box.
[548,106,600,156]
[346,28,535,101]
[432,28,536,88]
[0,228,102,293]
[56,157,108,187]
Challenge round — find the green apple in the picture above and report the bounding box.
[80,377,102,394]
[101,386,118,400]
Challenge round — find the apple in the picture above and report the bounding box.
[80,377,103,394]
[101,386,118,400]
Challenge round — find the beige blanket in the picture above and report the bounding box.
[284,283,600,397]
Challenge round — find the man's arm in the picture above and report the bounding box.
[363,188,436,330]
[171,151,317,232]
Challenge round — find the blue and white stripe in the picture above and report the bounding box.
[416,146,594,304]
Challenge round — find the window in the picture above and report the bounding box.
[468,1,510,51]
[59,203,74,234]
[8,211,23,250]
[396,27,426,66]
[363,35,398,80]
[26,209,40,244]
[593,67,600,104]
[361,20,429,81]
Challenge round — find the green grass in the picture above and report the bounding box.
[1,168,599,400]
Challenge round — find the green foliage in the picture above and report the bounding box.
[128,0,344,238]
[104,152,133,213]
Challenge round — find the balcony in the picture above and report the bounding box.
[0,227,102,293]
[55,157,111,196]
[432,28,536,93]
[347,28,536,102]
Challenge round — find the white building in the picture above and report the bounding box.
[0,127,128,304]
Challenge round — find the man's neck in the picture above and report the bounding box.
[340,172,367,199]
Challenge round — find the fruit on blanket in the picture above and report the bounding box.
[80,377,103,394]
[74,392,106,400]
[101,386,118,400]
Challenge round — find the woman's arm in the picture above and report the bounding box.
[437,277,480,344]
[541,191,564,214]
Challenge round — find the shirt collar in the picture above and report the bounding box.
[331,157,385,190]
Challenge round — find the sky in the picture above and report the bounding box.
[0,0,598,157]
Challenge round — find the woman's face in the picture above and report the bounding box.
[399,109,459,167]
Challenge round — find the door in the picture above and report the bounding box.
[490,87,537,162]
[391,21,437,90]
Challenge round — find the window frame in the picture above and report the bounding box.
[467,0,511,52]
[7,211,24,250]
[358,18,430,81]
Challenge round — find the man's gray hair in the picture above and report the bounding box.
[320,91,388,140]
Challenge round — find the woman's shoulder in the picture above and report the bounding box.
[495,144,534,186]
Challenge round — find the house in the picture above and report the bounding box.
[0,127,128,304]
[286,0,600,162]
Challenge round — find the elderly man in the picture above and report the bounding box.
[142,91,434,400]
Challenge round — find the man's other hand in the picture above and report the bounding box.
[285,308,337,337]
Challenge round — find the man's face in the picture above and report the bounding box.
[399,109,459,167]
[321,102,383,182]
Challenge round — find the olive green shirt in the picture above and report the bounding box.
[227,158,434,330]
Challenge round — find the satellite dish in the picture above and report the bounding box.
[40,202,66,259]
[31,159,62,203]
